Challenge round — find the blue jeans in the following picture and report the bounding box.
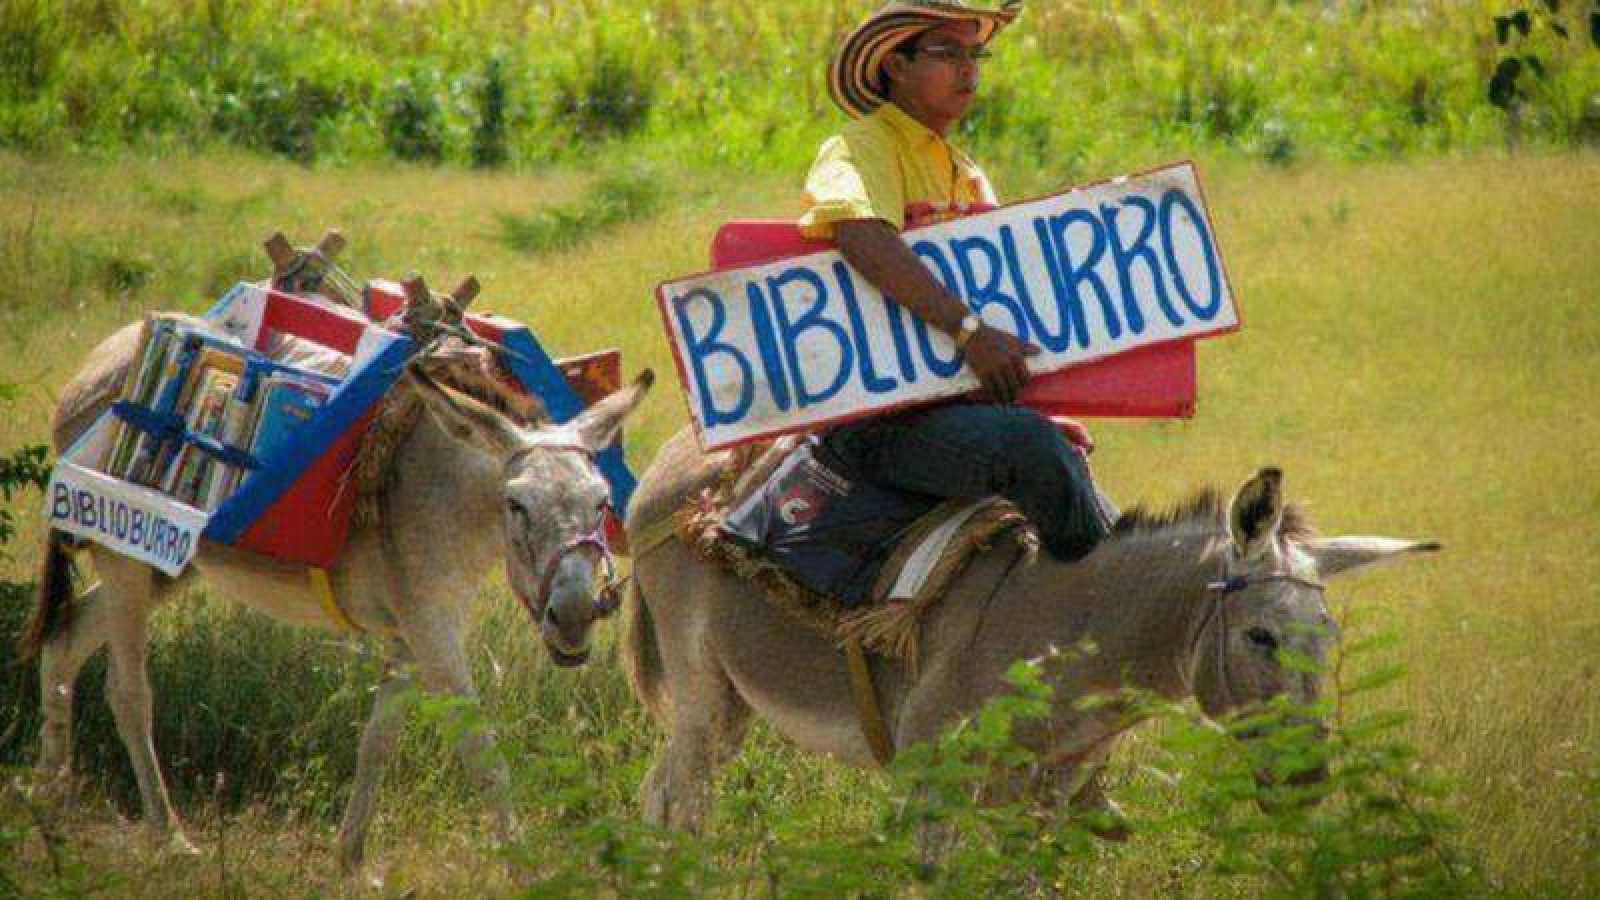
[821,403,1113,562]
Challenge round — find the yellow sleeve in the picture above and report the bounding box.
[797,131,904,240]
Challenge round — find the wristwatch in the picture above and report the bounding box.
[953,313,982,351]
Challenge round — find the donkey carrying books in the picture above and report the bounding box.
[18,302,652,873]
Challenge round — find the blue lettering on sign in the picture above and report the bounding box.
[952,233,1030,342]
[767,267,853,407]
[50,485,197,566]
[745,283,792,412]
[880,295,920,385]
[1104,196,1184,331]
[673,288,754,427]
[1024,214,1088,350]
[1001,223,1067,354]
[834,263,898,395]
[909,242,965,378]
[1159,188,1224,321]
[912,241,960,294]
[1050,209,1122,343]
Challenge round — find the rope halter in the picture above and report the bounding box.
[1198,560,1328,713]
[506,441,625,627]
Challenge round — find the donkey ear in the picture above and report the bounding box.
[571,369,654,453]
[1303,536,1441,580]
[1229,467,1284,558]
[408,361,526,461]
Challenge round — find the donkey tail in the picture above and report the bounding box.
[619,575,670,725]
[18,531,75,662]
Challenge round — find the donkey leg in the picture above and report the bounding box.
[640,668,750,833]
[35,579,115,787]
[399,606,514,845]
[96,556,193,853]
[337,640,415,875]
[1049,743,1130,842]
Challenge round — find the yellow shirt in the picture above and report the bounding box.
[798,102,998,240]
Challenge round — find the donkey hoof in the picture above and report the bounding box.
[164,831,202,857]
[1083,799,1133,843]
[1088,816,1133,843]
[26,771,79,808]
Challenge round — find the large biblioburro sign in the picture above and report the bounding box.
[657,161,1241,451]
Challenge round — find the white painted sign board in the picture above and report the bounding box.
[656,161,1240,451]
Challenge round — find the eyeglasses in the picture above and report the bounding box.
[915,44,993,66]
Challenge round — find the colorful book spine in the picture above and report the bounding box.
[126,334,201,487]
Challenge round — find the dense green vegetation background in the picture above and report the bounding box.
[1,1,1598,897]
[2,0,1599,177]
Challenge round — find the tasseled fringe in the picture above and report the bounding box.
[349,386,424,527]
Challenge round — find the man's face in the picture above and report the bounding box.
[885,21,985,125]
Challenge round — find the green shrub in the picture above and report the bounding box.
[381,70,447,163]
[500,168,663,255]
[0,0,63,103]
[552,38,655,142]
[213,74,338,163]
[471,56,510,168]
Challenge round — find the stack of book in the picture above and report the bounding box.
[100,316,337,512]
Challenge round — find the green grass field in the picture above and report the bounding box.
[0,147,1597,897]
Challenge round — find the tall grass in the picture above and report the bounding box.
[1,0,1597,172]
[0,148,1596,894]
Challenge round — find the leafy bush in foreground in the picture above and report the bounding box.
[410,643,1474,897]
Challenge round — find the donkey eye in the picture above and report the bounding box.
[1246,627,1279,651]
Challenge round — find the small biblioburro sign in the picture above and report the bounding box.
[657,161,1241,451]
[48,441,208,576]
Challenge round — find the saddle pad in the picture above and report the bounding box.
[681,440,1035,662]
[719,437,936,607]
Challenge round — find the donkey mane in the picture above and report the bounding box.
[1111,488,1317,542]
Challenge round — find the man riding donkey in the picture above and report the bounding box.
[621,1,1441,840]
[798,0,1114,564]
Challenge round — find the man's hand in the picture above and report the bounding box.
[964,325,1039,404]
[1049,416,1095,456]
[833,219,1040,403]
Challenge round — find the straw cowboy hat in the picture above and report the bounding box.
[827,0,1023,118]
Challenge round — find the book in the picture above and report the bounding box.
[154,348,245,496]
[162,368,237,507]
[209,371,262,507]
[184,371,236,509]
[106,317,178,477]
[98,316,155,474]
[243,373,330,477]
[125,333,201,486]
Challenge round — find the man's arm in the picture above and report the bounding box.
[834,218,1038,403]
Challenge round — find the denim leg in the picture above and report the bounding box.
[822,404,1109,562]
